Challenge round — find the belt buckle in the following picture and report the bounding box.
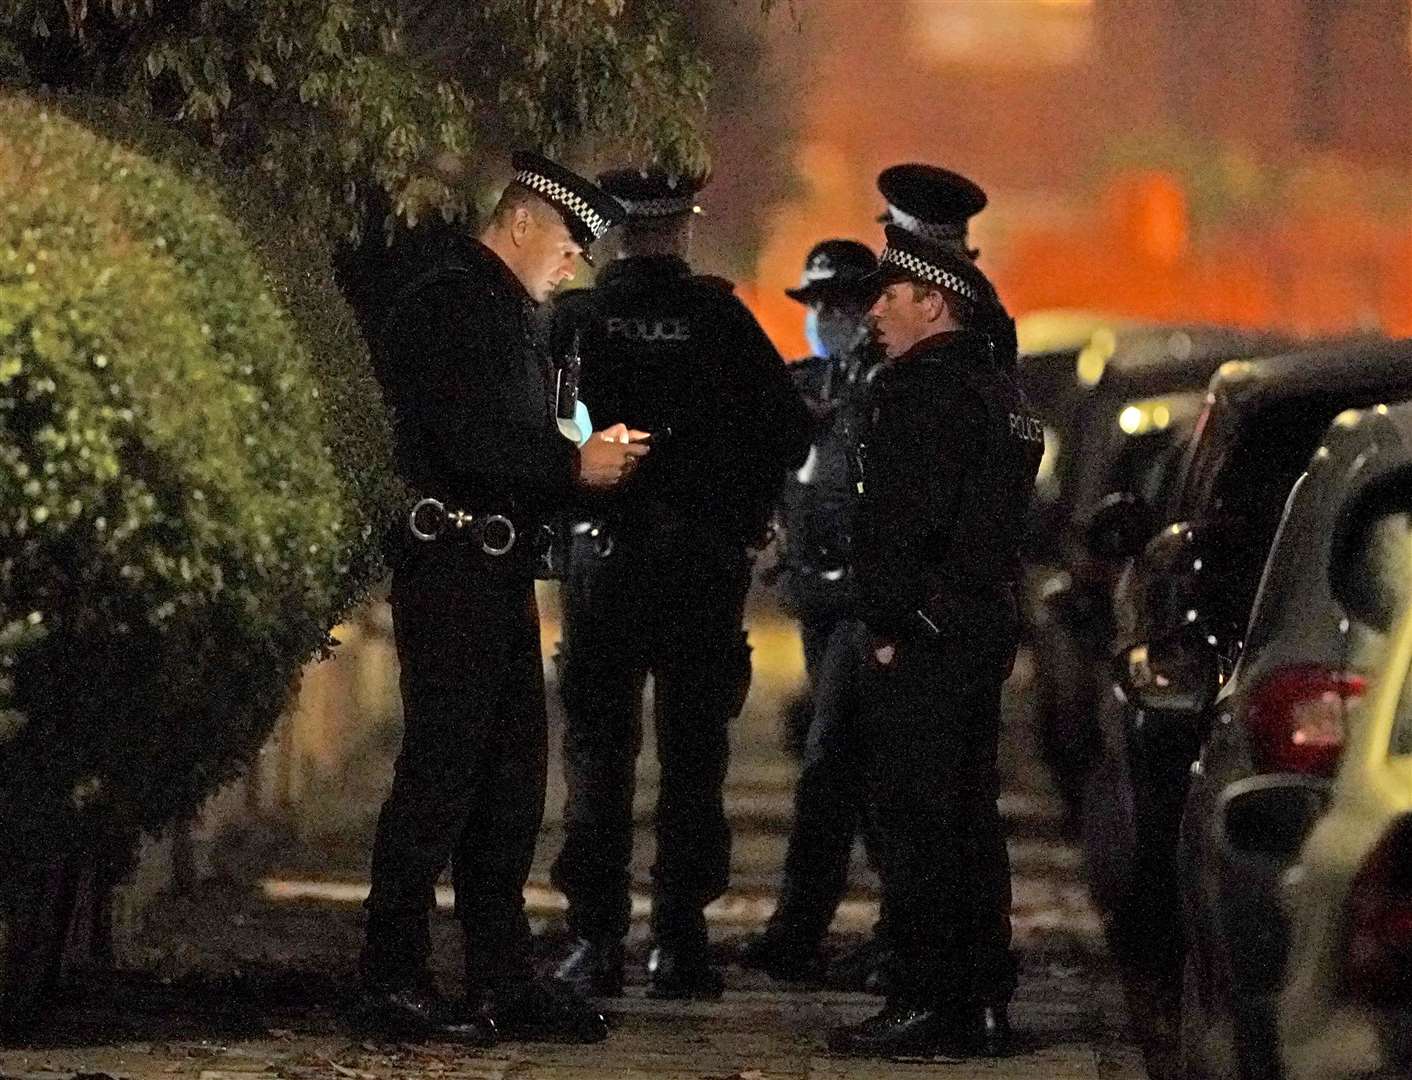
[409,497,445,542]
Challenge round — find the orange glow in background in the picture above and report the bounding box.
[729,0,1412,357]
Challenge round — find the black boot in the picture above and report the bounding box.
[737,929,823,983]
[553,937,626,997]
[356,976,498,1046]
[826,1002,980,1060]
[824,934,891,993]
[475,975,609,1044]
[647,942,725,1000]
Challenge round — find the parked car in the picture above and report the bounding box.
[1015,311,1135,565]
[1280,456,1412,1080]
[1143,399,1412,1080]
[1022,324,1293,816]
[1096,337,1412,1060]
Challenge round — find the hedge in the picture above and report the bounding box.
[0,90,397,876]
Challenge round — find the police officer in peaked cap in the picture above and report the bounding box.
[778,240,878,699]
[739,238,892,989]
[360,151,649,1046]
[826,226,1043,1059]
[877,163,1018,364]
[545,166,810,1001]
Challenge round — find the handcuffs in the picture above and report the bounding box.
[408,497,517,556]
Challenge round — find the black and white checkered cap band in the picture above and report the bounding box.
[879,246,980,302]
[621,194,696,218]
[515,169,611,240]
[886,204,966,243]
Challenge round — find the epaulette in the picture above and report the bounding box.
[379,263,479,340]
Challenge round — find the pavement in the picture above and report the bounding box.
[0,609,1148,1079]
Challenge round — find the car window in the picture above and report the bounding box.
[1172,399,1216,520]
[1210,400,1331,528]
[1337,507,1412,757]
[1202,399,1337,630]
[1138,430,1190,508]
[1393,667,1412,757]
[1363,513,1412,758]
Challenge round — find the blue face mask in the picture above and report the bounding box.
[804,307,826,358]
[806,303,868,359]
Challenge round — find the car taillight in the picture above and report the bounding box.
[1342,816,1412,1006]
[1247,665,1366,777]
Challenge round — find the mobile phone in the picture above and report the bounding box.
[633,426,672,446]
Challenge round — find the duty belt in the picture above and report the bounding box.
[408,497,519,556]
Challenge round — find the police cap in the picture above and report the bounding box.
[861,224,990,308]
[876,162,987,256]
[511,150,625,263]
[596,167,707,223]
[785,239,877,305]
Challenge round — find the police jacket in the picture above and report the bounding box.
[852,329,1044,644]
[372,232,578,529]
[547,255,809,546]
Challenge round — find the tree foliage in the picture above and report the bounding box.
[0,0,765,242]
[403,0,709,178]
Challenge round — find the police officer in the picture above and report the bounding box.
[738,240,884,984]
[775,240,878,745]
[545,168,810,1000]
[360,152,647,1045]
[744,165,1003,991]
[826,225,1043,1060]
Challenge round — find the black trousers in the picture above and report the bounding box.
[799,613,838,685]
[363,547,548,990]
[768,617,873,946]
[851,620,1017,1009]
[550,531,753,945]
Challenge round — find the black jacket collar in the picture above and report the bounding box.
[598,254,692,289]
[459,237,535,310]
[890,329,993,370]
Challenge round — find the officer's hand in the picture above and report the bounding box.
[598,422,652,444]
[867,635,896,669]
[577,423,649,489]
